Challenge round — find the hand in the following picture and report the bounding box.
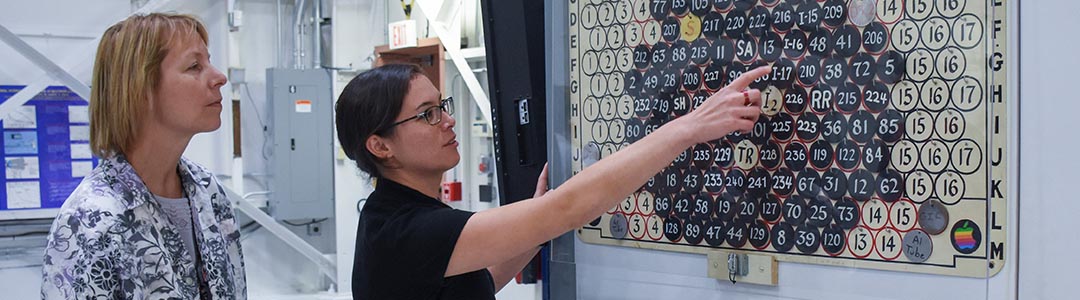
[533,163,550,198]
[677,65,770,144]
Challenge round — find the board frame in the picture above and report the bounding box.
[561,0,1013,279]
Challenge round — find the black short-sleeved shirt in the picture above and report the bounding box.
[352,178,495,300]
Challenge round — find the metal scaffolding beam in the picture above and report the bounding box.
[0,0,180,120]
[415,0,493,125]
[0,24,90,100]
[226,187,339,284]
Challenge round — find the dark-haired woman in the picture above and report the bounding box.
[336,63,769,299]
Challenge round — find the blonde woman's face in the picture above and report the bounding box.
[148,32,227,137]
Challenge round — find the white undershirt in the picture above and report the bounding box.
[153,194,198,260]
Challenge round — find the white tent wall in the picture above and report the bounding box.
[1015,0,1080,297]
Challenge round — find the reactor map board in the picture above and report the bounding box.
[569,0,1009,277]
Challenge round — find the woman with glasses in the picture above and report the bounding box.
[336,63,769,299]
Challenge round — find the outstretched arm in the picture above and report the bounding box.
[488,164,549,290]
[447,66,771,277]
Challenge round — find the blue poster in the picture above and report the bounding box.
[0,85,97,213]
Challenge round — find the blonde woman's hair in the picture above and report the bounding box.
[89,13,208,158]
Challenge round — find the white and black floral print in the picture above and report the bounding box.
[42,155,247,299]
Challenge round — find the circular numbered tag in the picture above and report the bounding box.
[822,225,847,256]
[951,139,983,174]
[795,1,824,31]
[903,229,934,263]
[761,194,784,223]
[663,215,684,242]
[717,191,738,220]
[918,199,950,235]
[876,109,905,143]
[862,22,890,53]
[807,195,836,227]
[833,25,863,57]
[771,221,796,252]
[610,213,629,239]
[784,142,810,170]
[683,219,706,245]
[849,53,878,86]
[796,168,823,198]
[822,110,850,144]
[746,167,772,197]
[821,0,848,28]
[783,30,807,58]
[876,169,905,202]
[876,227,903,260]
[834,197,861,229]
[771,112,796,141]
[821,168,849,199]
[771,2,796,32]
[784,85,809,114]
[935,171,966,205]
[862,198,889,229]
[672,192,694,220]
[749,219,772,249]
[889,199,918,231]
[758,31,784,62]
[809,140,835,170]
[848,110,878,143]
[834,82,863,114]
[795,224,822,254]
[848,226,875,257]
[848,0,876,26]
[629,214,647,240]
[848,169,877,201]
[808,28,834,58]
[637,191,656,215]
[725,220,750,247]
[747,5,772,37]
[835,139,862,171]
[771,167,796,196]
[704,218,726,245]
[862,139,890,172]
[953,13,984,49]
[904,170,933,203]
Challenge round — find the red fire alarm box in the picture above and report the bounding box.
[441,181,462,202]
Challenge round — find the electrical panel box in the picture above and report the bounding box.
[267,68,334,220]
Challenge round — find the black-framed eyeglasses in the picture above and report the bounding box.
[378,97,454,133]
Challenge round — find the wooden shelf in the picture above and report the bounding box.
[374,37,446,93]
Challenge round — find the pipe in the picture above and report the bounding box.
[313,0,322,69]
[14,32,96,40]
[294,0,307,69]
[276,0,282,67]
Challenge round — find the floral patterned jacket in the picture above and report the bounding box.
[41,154,247,299]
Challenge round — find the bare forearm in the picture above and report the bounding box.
[489,246,542,291]
[450,122,693,276]
[446,67,767,277]
[544,120,694,230]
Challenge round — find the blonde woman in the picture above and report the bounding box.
[41,13,246,299]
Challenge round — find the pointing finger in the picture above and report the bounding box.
[727,65,771,92]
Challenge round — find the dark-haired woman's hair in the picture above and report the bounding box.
[335,64,423,178]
